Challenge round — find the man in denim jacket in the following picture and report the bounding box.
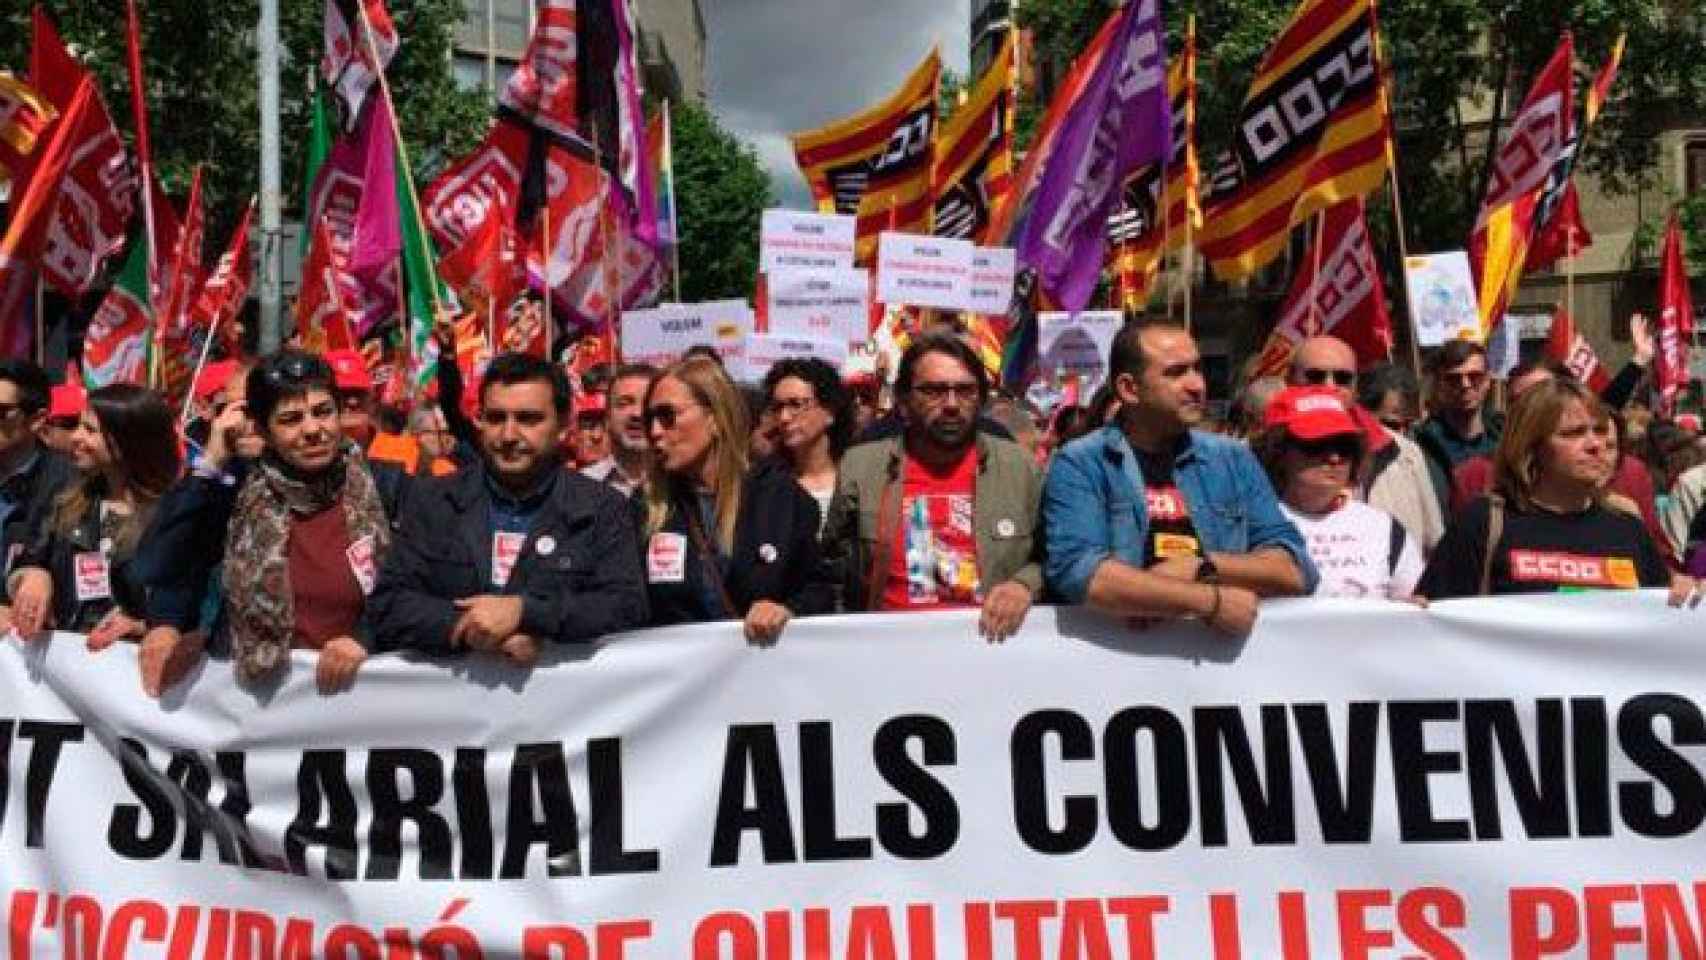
[1044,321,1316,637]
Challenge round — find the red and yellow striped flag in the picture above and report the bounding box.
[0,72,57,182]
[1199,0,1393,281]
[1106,19,1201,311]
[932,34,1014,244]
[792,50,940,262]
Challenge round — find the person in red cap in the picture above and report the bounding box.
[40,381,86,456]
[324,349,378,446]
[569,390,610,469]
[1256,385,1424,601]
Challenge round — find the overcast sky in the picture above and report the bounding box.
[703,0,971,210]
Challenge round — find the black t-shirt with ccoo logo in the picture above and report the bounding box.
[1417,496,1670,599]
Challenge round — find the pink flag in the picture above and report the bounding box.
[308,97,401,335]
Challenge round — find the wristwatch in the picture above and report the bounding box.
[1195,556,1220,584]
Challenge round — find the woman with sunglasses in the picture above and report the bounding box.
[1417,378,1700,604]
[1255,386,1424,601]
[640,357,833,644]
[9,384,181,643]
[761,358,855,536]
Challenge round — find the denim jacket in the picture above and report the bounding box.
[1042,425,1318,603]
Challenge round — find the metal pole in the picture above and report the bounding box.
[258,0,282,353]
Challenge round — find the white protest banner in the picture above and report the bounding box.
[760,209,857,273]
[7,595,1706,957]
[1403,252,1483,346]
[622,300,754,368]
[1037,309,1123,394]
[876,231,974,310]
[968,247,1017,315]
[735,333,850,382]
[765,268,870,348]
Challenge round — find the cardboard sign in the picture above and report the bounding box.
[735,334,850,383]
[1036,310,1124,395]
[622,300,755,369]
[1403,252,1483,346]
[760,210,857,273]
[765,268,870,348]
[876,232,974,310]
[967,247,1017,315]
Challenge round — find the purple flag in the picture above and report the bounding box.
[1017,0,1171,312]
[308,96,402,336]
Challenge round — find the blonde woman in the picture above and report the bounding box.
[1417,378,1700,605]
[640,357,833,643]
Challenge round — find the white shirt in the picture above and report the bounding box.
[1283,499,1424,600]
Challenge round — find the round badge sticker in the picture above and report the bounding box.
[996,519,1017,538]
[758,543,778,563]
[536,536,557,557]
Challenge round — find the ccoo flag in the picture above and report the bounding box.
[1016,0,1171,313]
[1199,0,1394,281]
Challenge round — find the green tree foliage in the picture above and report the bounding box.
[669,98,772,303]
[2,0,487,252]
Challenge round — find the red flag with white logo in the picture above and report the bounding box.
[1656,213,1695,417]
[1270,198,1393,369]
[1542,304,1610,394]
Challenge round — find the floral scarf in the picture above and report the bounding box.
[222,442,389,684]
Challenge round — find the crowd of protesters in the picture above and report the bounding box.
[1,312,1702,696]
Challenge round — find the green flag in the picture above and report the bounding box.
[300,82,332,258]
[395,147,446,394]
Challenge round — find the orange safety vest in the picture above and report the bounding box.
[366,432,457,478]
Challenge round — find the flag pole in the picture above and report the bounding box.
[1367,0,1423,383]
[1182,208,1194,333]
[1566,229,1576,322]
[1161,152,1174,323]
[353,2,444,322]
[179,322,220,426]
[1308,210,1325,336]
[33,276,45,367]
[665,99,682,304]
[542,201,554,359]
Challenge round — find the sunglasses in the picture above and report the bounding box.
[1292,437,1361,460]
[1441,371,1487,388]
[1301,368,1356,387]
[644,402,697,430]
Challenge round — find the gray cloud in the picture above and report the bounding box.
[704,0,971,209]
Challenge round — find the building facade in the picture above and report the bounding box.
[453,0,706,105]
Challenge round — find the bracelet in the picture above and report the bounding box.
[1202,584,1222,624]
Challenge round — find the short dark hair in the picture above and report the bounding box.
[1508,356,1573,386]
[612,362,660,386]
[1109,318,1188,379]
[1428,339,1487,375]
[246,349,335,427]
[480,351,572,415]
[763,356,856,457]
[895,332,989,402]
[1356,363,1419,412]
[0,358,51,415]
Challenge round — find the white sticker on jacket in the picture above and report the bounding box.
[346,535,378,595]
[74,552,112,603]
[647,533,688,583]
[492,532,526,588]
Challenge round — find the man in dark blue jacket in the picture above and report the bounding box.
[369,353,648,663]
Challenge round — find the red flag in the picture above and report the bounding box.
[159,167,205,339]
[1543,303,1610,393]
[1269,199,1393,369]
[297,218,358,353]
[0,78,98,356]
[1526,180,1591,272]
[499,0,579,140]
[321,0,398,130]
[1468,33,1574,334]
[189,198,255,353]
[437,196,524,327]
[28,8,137,297]
[1656,213,1695,417]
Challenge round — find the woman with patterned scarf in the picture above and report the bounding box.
[221,350,395,692]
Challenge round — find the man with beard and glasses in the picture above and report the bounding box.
[823,333,1043,642]
[1044,320,1316,640]
[581,363,656,496]
[371,353,648,664]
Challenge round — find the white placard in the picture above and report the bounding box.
[1403,252,1483,347]
[875,231,974,310]
[735,333,850,383]
[967,247,1017,315]
[622,300,755,368]
[1486,317,1521,378]
[760,209,857,273]
[1037,310,1124,395]
[765,268,870,349]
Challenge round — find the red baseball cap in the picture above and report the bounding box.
[573,391,608,419]
[324,349,373,393]
[48,382,85,420]
[192,359,240,403]
[1263,386,1360,441]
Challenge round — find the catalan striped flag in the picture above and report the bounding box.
[1106,18,1201,311]
[0,73,56,183]
[932,34,1014,244]
[792,50,940,262]
[1468,33,1573,335]
[1199,0,1394,281]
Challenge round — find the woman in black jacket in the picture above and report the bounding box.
[639,356,832,643]
[9,384,180,644]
